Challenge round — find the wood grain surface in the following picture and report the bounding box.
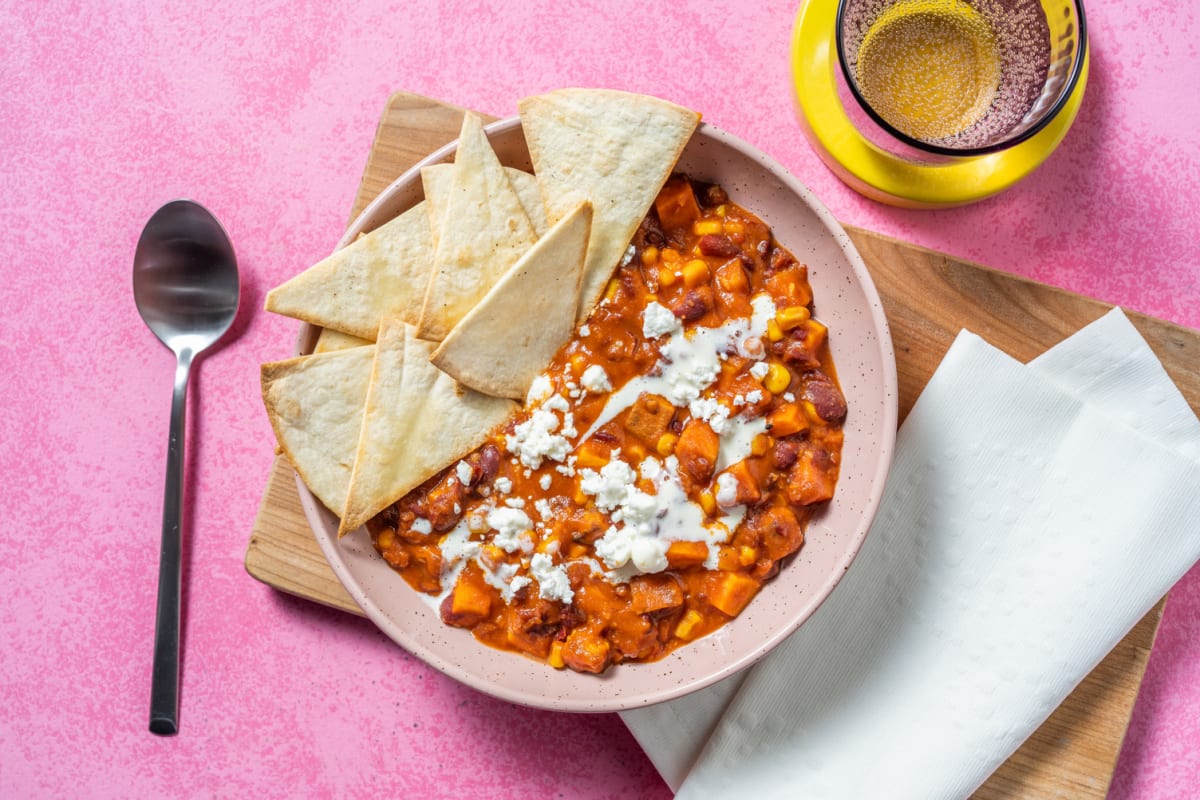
[245,91,1199,798]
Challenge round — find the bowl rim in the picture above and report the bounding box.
[297,114,899,711]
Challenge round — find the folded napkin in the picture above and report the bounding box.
[621,308,1200,798]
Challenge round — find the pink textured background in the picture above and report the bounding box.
[2,1,1197,797]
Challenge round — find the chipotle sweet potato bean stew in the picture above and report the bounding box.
[367,175,846,674]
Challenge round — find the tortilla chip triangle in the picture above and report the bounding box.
[416,112,538,342]
[261,346,375,517]
[422,163,548,243]
[432,201,592,400]
[518,88,700,323]
[338,318,518,536]
[264,201,434,341]
[313,327,371,354]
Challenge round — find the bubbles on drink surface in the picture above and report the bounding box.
[841,0,1051,149]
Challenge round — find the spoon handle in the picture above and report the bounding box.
[149,352,192,735]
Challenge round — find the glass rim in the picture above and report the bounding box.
[834,0,1089,158]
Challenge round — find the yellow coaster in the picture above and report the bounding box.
[791,0,1089,209]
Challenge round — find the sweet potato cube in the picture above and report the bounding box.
[766,403,809,438]
[655,176,701,230]
[626,393,674,445]
[441,578,492,627]
[666,540,709,569]
[561,626,612,674]
[676,419,720,483]
[629,574,684,614]
[704,571,761,617]
[786,448,836,506]
[723,460,762,506]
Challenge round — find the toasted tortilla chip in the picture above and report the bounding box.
[313,327,372,354]
[264,201,434,341]
[416,113,538,342]
[518,89,700,323]
[432,202,592,400]
[339,319,518,535]
[423,163,548,244]
[261,346,375,516]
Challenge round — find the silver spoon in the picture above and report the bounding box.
[133,200,239,735]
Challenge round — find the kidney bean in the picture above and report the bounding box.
[772,439,801,469]
[800,373,847,422]
[698,234,740,259]
[671,287,715,322]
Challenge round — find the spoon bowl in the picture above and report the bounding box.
[133,200,239,735]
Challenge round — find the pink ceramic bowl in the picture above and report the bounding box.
[297,116,898,712]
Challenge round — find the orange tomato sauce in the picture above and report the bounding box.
[368,176,845,673]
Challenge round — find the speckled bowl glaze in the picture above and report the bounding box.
[298,116,898,712]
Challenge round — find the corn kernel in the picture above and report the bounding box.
[376,528,395,550]
[763,362,791,394]
[766,319,784,342]
[750,433,771,457]
[625,442,647,462]
[661,247,681,263]
[693,219,723,236]
[682,259,710,287]
[567,543,587,559]
[674,609,704,641]
[548,641,566,669]
[715,204,728,217]
[656,432,679,456]
[739,546,758,567]
[604,278,620,301]
[722,220,744,236]
[698,491,717,517]
[569,353,587,374]
[641,246,659,266]
[775,305,811,331]
[657,266,677,287]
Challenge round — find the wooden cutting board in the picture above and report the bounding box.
[246,91,1200,798]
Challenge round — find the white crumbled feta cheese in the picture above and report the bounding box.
[689,396,731,434]
[506,401,572,469]
[543,393,570,414]
[534,498,554,520]
[538,474,552,491]
[411,517,432,535]
[594,525,635,569]
[642,301,681,338]
[526,374,554,404]
[744,389,764,405]
[530,552,574,603]
[715,472,740,507]
[630,537,669,573]
[579,460,639,512]
[487,507,534,554]
[783,392,795,402]
[580,364,613,394]
[455,460,473,486]
[579,325,590,337]
[750,361,770,380]
[504,497,526,509]
[494,476,512,494]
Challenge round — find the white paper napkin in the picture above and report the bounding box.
[621,308,1200,798]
